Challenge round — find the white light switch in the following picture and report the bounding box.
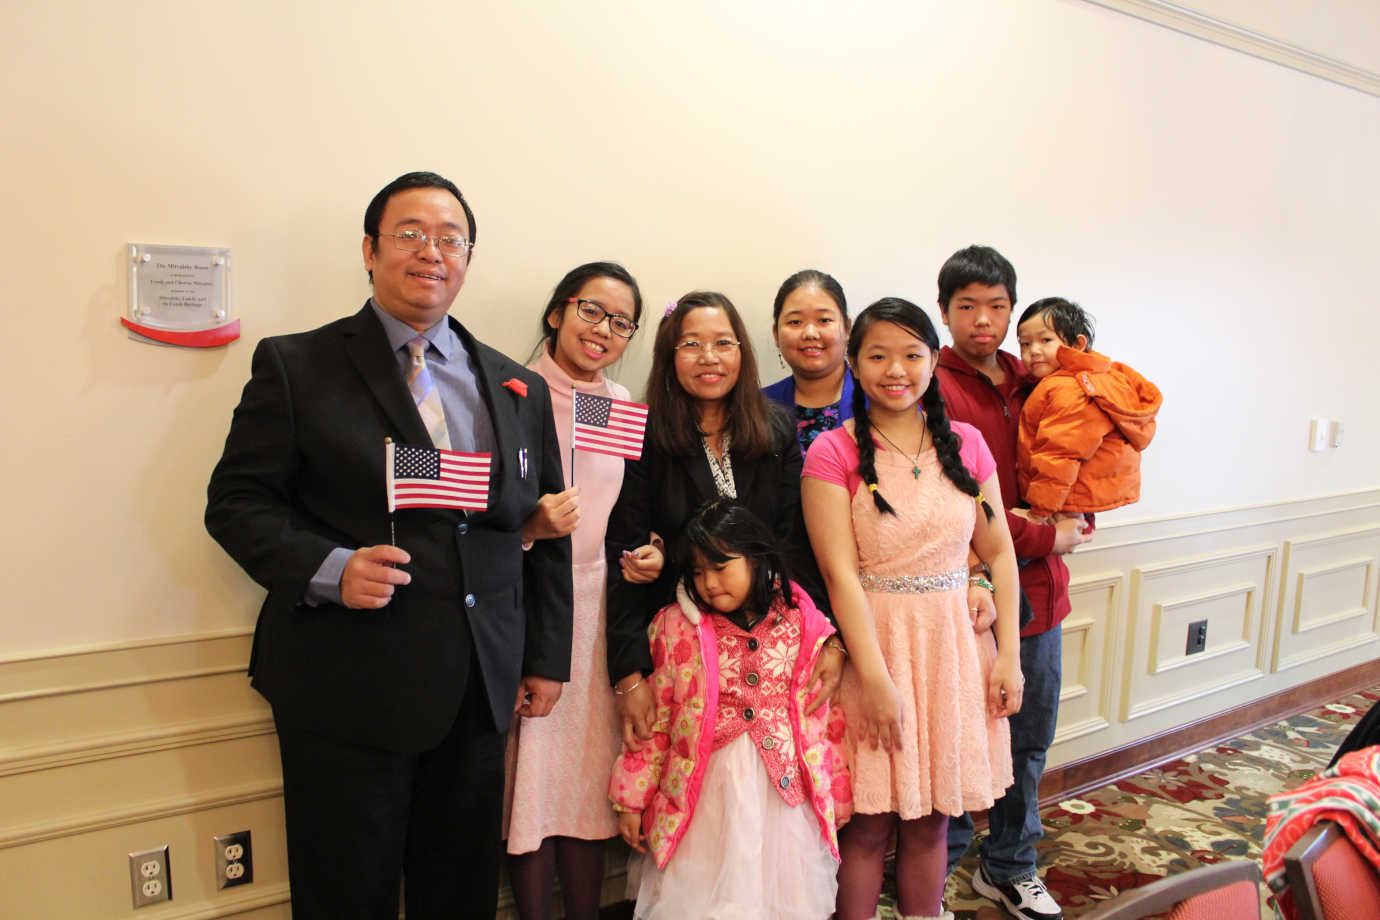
[1309,418,1328,452]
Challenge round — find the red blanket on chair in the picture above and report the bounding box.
[1261,745,1380,919]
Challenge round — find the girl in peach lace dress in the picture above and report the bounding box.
[802,298,1023,920]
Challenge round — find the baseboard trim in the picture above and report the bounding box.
[153,882,290,919]
[1040,659,1380,805]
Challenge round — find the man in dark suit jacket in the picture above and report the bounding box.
[206,172,571,920]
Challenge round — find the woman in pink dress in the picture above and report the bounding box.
[504,262,643,920]
[802,298,1024,920]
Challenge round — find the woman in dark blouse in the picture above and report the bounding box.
[604,291,840,745]
[762,269,854,457]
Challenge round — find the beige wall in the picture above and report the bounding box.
[1,0,1376,654]
[1,1,1378,915]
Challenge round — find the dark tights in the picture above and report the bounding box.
[508,835,608,920]
[835,811,950,919]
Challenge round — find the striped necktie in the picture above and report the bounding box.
[406,336,451,450]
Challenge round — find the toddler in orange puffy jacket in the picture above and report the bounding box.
[1014,298,1162,523]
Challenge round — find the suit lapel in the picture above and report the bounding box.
[681,447,719,505]
[343,303,432,447]
[452,318,518,515]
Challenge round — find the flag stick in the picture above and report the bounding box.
[569,385,577,488]
[384,437,396,547]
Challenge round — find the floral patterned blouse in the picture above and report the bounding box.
[794,402,844,458]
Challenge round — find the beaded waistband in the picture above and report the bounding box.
[858,567,967,594]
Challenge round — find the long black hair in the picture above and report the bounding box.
[646,291,778,459]
[848,297,994,522]
[679,498,795,615]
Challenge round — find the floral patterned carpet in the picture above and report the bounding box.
[904,686,1380,920]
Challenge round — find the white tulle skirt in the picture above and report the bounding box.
[628,732,838,920]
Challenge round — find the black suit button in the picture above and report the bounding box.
[464,594,476,608]
[458,522,469,535]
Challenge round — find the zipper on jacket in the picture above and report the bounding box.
[979,373,1009,418]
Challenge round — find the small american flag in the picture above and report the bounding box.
[572,391,648,460]
[386,442,491,511]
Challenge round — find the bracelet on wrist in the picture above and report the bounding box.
[613,677,643,696]
[969,574,995,593]
[823,639,848,657]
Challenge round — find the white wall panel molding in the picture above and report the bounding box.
[0,778,281,849]
[0,712,274,778]
[1074,490,1380,556]
[0,629,253,703]
[1055,573,1125,746]
[1081,0,1380,96]
[1148,582,1257,675]
[1051,490,1380,763]
[1273,525,1380,671]
[1121,544,1277,721]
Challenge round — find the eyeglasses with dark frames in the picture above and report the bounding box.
[568,298,638,339]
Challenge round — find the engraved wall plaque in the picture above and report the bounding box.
[123,243,240,346]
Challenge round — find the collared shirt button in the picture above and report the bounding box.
[747,638,759,651]
[458,522,469,534]
[779,775,790,789]
[761,736,775,750]
[464,593,476,608]
[743,707,755,721]
[745,672,759,687]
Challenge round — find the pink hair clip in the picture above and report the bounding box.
[664,300,678,317]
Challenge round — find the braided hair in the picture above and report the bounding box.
[847,298,995,522]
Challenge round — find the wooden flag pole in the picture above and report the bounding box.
[569,385,577,488]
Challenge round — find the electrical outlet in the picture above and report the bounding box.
[1186,620,1208,655]
[128,845,171,908]
[213,830,253,889]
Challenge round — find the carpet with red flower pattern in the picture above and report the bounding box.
[904,686,1380,919]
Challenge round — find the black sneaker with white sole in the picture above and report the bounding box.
[970,863,1063,920]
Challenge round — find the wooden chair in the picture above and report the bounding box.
[1079,860,1263,920]
[1283,819,1380,920]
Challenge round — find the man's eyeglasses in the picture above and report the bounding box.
[380,229,473,258]
[674,338,740,358]
[568,298,638,339]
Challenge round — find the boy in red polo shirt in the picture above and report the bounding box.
[935,245,1092,920]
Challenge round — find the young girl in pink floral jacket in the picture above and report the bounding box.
[609,499,852,919]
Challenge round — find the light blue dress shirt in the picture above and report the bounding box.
[305,301,496,605]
